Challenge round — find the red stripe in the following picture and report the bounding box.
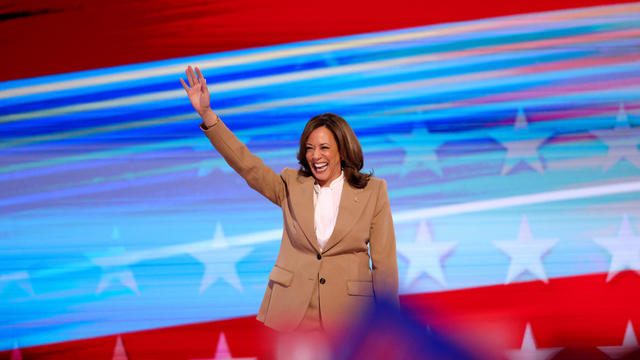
[402,271,640,349]
[0,0,635,82]
[4,271,638,359]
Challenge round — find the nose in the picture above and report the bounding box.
[311,149,321,161]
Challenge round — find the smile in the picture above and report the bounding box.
[314,162,328,172]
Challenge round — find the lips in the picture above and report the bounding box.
[314,162,328,172]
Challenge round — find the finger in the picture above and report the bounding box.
[180,77,190,93]
[187,66,196,87]
[191,66,200,85]
[202,76,209,95]
[195,66,204,83]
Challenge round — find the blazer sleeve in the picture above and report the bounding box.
[369,179,400,305]
[199,119,285,207]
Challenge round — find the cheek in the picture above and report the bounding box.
[332,152,341,166]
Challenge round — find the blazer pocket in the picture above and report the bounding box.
[347,280,374,297]
[268,265,294,287]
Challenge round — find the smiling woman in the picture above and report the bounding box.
[181,65,399,335]
[303,125,343,187]
[298,113,372,189]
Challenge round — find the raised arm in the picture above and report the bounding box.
[181,66,285,206]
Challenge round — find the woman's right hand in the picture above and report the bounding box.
[180,66,212,117]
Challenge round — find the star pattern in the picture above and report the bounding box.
[590,103,640,172]
[191,332,257,360]
[11,341,22,360]
[493,215,558,284]
[388,125,448,177]
[0,271,34,296]
[87,248,140,295]
[189,222,253,293]
[492,108,551,175]
[397,220,457,287]
[3,6,640,358]
[598,320,640,359]
[197,135,250,177]
[112,335,129,360]
[198,158,236,177]
[593,214,640,282]
[505,323,563,360]
[95,268,140,295]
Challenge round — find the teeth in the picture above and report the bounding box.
[315,163,328,171]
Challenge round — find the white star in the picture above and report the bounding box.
[493,108,550,175]
[388,126,446,177]
[191,332,257,360]
[0,271,34,296]
[593,214,640,282]
[11,341,22,360]
[493,215,558,284]
[397,220,457,287]
[96,268,140,295]
[112,335,129,360]
[197,158,236,177]
[506,323,563,360]
[591,103,640,172]
[189,222,253,293]
[87,248,140,295]
[197,135,250,177]
[598,320,640,359]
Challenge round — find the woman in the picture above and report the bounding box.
[181,66,399,333]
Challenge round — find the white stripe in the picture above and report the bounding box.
[0,53,499,123]
[3,46,638,124]
[30,179,640,277]
[393,180,640,221]
[1,3,636,100]
[0,27,492,99]
[0,90,183,123]
[0,113,194,149]
[85,180,640,267]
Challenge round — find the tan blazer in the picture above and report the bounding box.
[201,120,399,332]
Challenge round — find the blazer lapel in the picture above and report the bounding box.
[293,175,320,253]
[321,183,371,253]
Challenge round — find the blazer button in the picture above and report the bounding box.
[317,254,322,260]
[319,278,326,284]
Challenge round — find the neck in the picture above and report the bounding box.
[317,171,343,188]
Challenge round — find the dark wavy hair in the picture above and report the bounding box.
[297,113,372,189]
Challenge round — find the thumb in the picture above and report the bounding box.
[203,77,210,96]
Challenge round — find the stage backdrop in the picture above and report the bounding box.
[1,0,640,359]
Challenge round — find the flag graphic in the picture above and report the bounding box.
[1,0,639,359]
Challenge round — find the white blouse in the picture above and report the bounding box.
[313,172,344,251]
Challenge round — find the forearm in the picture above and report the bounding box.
[199,114,284,206]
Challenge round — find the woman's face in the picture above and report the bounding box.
[305,126,342,187]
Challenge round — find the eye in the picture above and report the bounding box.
[321,146,329,150]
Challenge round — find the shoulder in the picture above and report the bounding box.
[281,168,298,177]
[358,176,388,204]
[365,176,387,192]
[281,168,312,184]
[366,177,391,214]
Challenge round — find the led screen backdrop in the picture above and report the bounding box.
[1,1,640,359]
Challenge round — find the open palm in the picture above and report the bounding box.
[180,66,211,116]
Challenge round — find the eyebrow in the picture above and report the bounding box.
[306,143,330,146]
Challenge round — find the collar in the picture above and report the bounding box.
[313,171,344,193]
